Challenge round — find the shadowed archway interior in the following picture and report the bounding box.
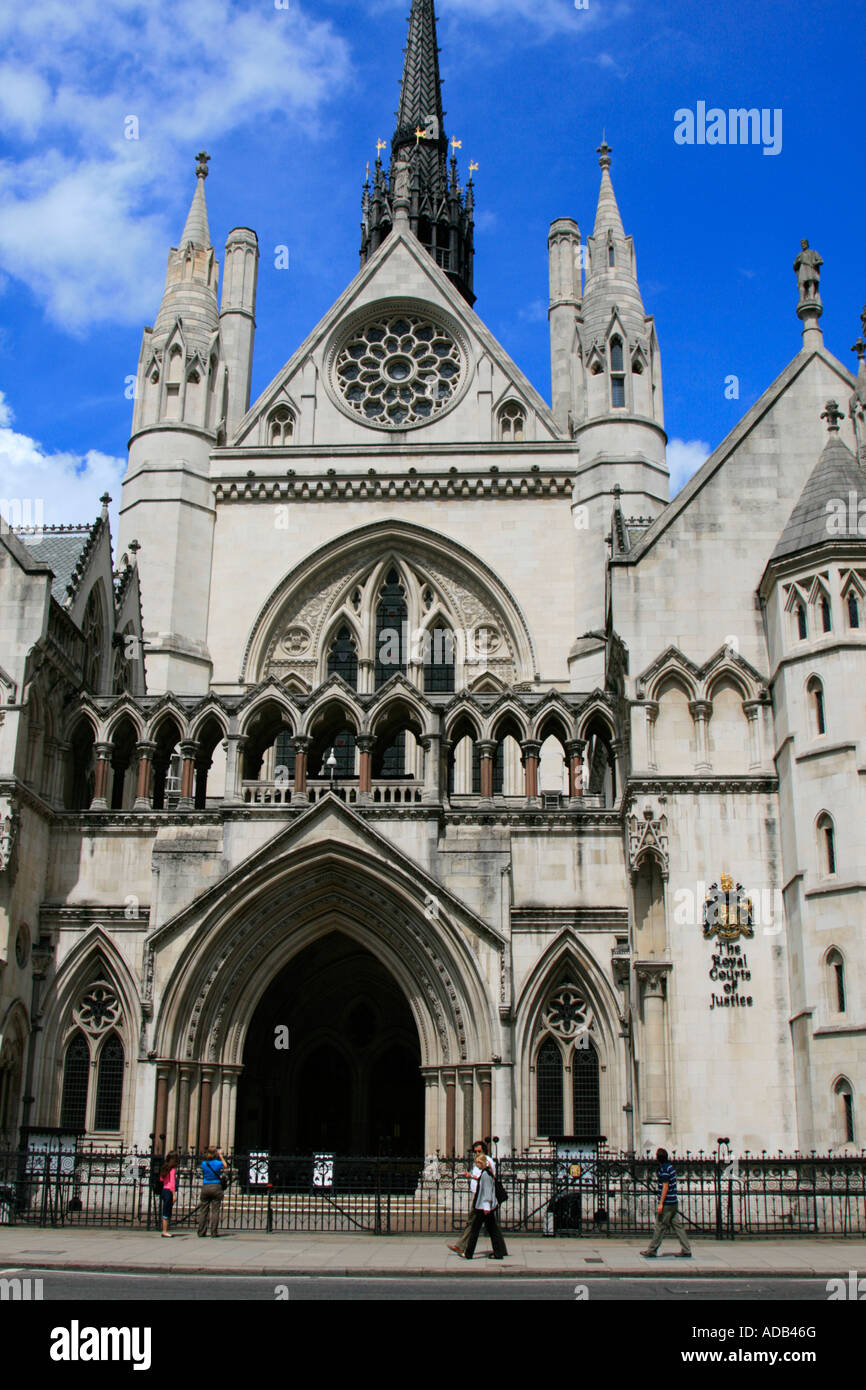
[236,931,423,1155]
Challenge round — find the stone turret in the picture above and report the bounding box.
[565,144,669,689]
[118,154,221,695]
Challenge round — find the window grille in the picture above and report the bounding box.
[94,1034,124,1131]
[536,1037,563,1137]
[60,1032,90,1131]
[572,1045,601,1138]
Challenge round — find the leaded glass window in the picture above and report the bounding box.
[328,627,359,690]
[60,1032,89,1132]
[94,1034,124,1131]
[572,1045,601,1138]
[375,569,407,689]
[537,1037,563,1137]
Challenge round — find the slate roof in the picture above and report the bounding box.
[769,433,866,564]
[19,523,99,603]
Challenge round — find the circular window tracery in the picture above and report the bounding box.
[74,982,122,1037]
[542,983,593,1042]
[334,312,464,428]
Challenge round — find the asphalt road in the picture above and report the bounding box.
[0,1270,835,1300]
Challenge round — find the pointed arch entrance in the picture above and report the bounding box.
[236,932,423,1155]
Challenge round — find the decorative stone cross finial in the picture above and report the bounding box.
[821,400,843,433]
[597,140,612,170]
[195,150,211,179]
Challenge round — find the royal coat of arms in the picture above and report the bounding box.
[702,873,754,942]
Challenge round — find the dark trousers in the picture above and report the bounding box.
[464,1208,508,1259]
[197,1184,223,1236]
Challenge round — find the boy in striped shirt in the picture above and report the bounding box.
[641,1148,692,1257]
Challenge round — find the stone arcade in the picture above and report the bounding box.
[0,1,864,1160]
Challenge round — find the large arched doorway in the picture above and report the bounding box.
[235,932,424,1156]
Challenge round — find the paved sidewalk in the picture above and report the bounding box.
[0,1227,864,1278]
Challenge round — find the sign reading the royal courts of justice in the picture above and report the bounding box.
[703,874,755,1012]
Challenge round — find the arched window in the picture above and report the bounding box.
[807,676,826,736]
[795,603,807,640]
[82,587,104,693]
[608,243,615,267]
[817,813,836,876]
[835,1078,855,1144]
[827,949,846,1014]
[60,1032,90,1132]
[498,401,525,442]
[572,1045,601,1138]
[327,627,359,690]
[848,592,861,628]
[374,568,407,689]
[536,1037,563,1137]
[820,594,832,633]
[424,625,456,693]
[94,1034,124,1131]
[609,337,625,408]
[268,405,295,445]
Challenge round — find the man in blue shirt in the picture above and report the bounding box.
[641,1148,692,1257]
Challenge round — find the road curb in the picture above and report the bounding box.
[0,1259,839,1280]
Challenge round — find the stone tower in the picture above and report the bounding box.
[119,154,259,695]
[359,0,475,304]
[553,143,669,687]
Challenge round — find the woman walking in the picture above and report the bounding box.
[159,1152,178,1238]
[463,1152,508,1261]
[197,1146,226,1238]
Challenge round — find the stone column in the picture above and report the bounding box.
[611,737,626,804]
[90,742,113,810]
[133,741,156,811]
[178,740,198,810]
[153,1064,170,1154]
[198,1067,215,1151]
[176,1064,194,1152]
[520,739,541,803]
[357,657,375,696]
[443,1069,457,1157]
[417,732,440,804]
[49,738,70,808]
[222,733,247,806]
[644,701,659,770]
[219,1065,243,1150]
[565,739,584,800]
[440,739,453,807]
[356,734,374,804]
[689,700,712,772]
[743,700,763,770]
[291,735,310,803]
[478,1067,492,1141]
[477,740,496,802]
[422,1068,440,1155]
[459,1068,475,1155]
[635,962,672,1138]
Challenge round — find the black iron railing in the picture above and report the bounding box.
[1,1147,864,1237]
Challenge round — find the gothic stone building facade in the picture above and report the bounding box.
[1,1,864,1159]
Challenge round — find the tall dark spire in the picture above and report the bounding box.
[360,0,475,304]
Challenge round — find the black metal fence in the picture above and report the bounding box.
[1,1147,865,1237]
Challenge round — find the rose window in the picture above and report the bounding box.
[542,984,592,1041]
[334,313,463,427]
[74,982,122,1036]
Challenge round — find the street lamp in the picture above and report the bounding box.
[326,747,337,793]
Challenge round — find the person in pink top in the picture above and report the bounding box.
[160,1152,179,1238]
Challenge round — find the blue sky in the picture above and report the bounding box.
[1,0,863,529]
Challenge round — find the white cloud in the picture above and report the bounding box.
[0,389,125,534]
[0,1,352,332]
[667,437,711,495]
